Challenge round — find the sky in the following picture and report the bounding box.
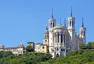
[0,0,93,47]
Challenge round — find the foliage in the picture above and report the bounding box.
[80,43,86,49]
[0,42,94,64]
[26,45,33,52]
[86,42,92,49]
[86,42,94,49]
[0,51,52,64]
[43,49,94,64]
[0,50,94,64]
[80,42,94,49]
[0,51,14,58]
[40,62,50,64]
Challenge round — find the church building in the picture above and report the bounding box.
[35,8,86,58]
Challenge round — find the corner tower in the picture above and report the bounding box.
[68,7,76,50]
[68,7,75,32]
[48,9,56,30]
[48,9,56,58]
[44,24,49,46]
[79,18,86,43]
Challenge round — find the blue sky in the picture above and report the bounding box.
[0,0,93,47]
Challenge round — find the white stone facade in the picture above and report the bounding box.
[43,10,86,58]
[0,44,26,55]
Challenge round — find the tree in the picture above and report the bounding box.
[40,62,50,64]
[0,51,14,58]
[91,42,94,49]
[78,49,84,54]
[86,42,92,49]
[68,50,78,56]
[80,43,86,49]
[86,42,94,49]
[8,59,25,64]
[26,45,33,52]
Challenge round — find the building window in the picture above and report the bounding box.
[72,21,74,27]
[58,33,59,42]
[84,31,85,37]
[50,23,52,28]
[53,23,54,27]
[64,35,65,43]
[45,40,47,42]
[57,48,59,51]
[70,21,71,26]
[56,54,59,57]
[61,49,65,51]
[66,50,68,53]
[61,34,63,43]
[42,46,44,49]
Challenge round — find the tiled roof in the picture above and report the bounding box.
[17,44,24,48]
[36,43,43,45]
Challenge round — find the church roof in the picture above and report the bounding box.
[36,43,43,45]
[54,24,66,29]
[17,44,24,48]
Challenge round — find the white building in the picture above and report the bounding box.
[43,8,86,58]
[0,44,26,55]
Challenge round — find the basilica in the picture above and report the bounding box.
[35,8,86,58]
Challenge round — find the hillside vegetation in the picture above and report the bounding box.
[0,51,52,64]
[0,42,94,64]
[41,49,94,64]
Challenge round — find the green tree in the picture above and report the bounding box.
[8,59,25,64]
[80,43,86,49]
[26,45,33,52]
[68,50,78,56]
[0,51,14,58]
[91,42,94,49]
[86,62,94,64]
[40,62,50,64]
[78,49,84,54]
[86,42,92,49]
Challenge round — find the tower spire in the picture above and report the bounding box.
[82,18,84,27]
[51,8,53,18]
[71,7,72,17]
[46,24,48,30]
[64,19,66,27]
[60,18,61,25]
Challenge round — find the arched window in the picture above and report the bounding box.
[58,32,59,42]
[42,46,44,49]
[57,48,59,51]
[84,31,85,37]
[72,21,74,27]
[70,21,71,26]
[56,54,59,57]
[50,23,52,28]
[53,23,54,27]
[64,35,65,44]
[61,49,65,51]
[45,40,47,42]
[61,34,63,43]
